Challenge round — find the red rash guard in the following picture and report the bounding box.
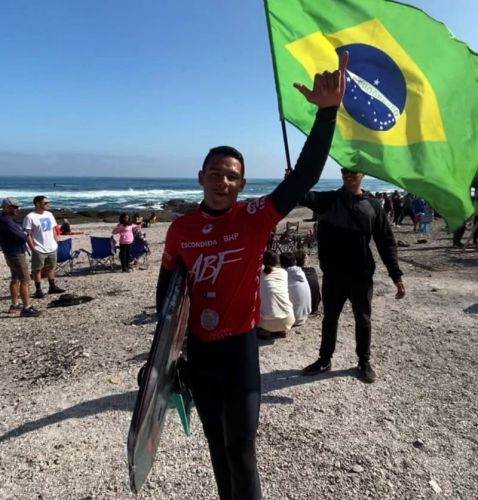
[162,196,281,341]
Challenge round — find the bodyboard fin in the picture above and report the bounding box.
[170,391,192,436]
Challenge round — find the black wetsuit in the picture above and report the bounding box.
[156,107,338,500]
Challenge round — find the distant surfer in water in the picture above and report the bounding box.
[156,53,348,499]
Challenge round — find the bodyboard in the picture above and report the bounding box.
[127,264,190,493]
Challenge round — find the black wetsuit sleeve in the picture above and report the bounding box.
[156,265,174,315]
[373,209,403,283]
[269,106,338,217]
[299,190,336,214]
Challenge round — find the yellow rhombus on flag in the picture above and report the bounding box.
[264,0,478,230]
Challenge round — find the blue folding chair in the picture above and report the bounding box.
[80,236,116,272]
[56,239,80,275]
[130,237,150,269]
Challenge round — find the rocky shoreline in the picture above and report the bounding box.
[13,198,201,225]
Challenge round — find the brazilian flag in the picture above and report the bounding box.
[264,0,478,230]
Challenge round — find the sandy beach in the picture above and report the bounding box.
[0,207,477,499]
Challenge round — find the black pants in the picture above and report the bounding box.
[453,225,466,246]
[400,208,415,225]
[187,330,262,500]
[119,243,131,271]
[392,207,402,225]
[319,273,373,363]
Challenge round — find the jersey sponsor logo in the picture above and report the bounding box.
[202,223,213,235]
[200,308,220,331]
[191,248,244,284]
[180,239,218,249]
[246,197,266,215]
[223,232,239,242]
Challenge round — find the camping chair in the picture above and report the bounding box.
[80,236,116,272]
[56,239,80,275]
[130,237,150,269]
[285,221,300,235]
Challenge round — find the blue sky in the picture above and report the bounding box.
[0,0,476,178]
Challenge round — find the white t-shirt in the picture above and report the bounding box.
[286,266,312,322]
[259,267,294,321]
[23,211,58,253]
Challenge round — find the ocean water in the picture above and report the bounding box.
[0,176,398,211]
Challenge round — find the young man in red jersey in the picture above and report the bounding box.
[156,53,348,500]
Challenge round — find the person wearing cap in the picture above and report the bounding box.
[0,198,41,317]
[22,195,65,298]
[300,168,405,383]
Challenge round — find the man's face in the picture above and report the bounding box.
[4,204,19,216]
[35,198,50,211]
[341,169,364,191]
[198,156,246,211]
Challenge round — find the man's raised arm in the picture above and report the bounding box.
[270,51,348,216]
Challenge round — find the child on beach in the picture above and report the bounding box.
[112,213,137,272]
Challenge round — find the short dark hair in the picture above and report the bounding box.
[202,146,245,177]
[262,250,279,274]
[33,195,47,206]
[341,168,363,175]
[294,249,307,267]
[279,252,296,269]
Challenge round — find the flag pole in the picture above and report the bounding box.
[263,0,294,173]
[280,119,293,172]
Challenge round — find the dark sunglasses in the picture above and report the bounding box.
[341,169,360,175]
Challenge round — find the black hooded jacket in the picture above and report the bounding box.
[301,187,403,282]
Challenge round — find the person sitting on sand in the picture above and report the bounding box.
[295,249,321,315]
[60,218,71,235]
[154,53,348,500]
[142,211,157,227]
[257,250,295,339]
[133,213,143,225]
[280,251,311,326]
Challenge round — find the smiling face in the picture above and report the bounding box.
[198,155,246,211]
[341,169,364,193]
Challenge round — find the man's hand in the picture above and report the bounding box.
[395,281,405,299]
[293,51,349,108]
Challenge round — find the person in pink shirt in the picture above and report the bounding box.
[112,213,138,272]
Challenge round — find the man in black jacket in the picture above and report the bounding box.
[301,169,405,382]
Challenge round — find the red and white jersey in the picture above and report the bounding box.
[162,196,282,341]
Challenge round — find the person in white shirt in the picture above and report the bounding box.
[257,251,295,339]
[23,195,65,298]
[280,252,311,326]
